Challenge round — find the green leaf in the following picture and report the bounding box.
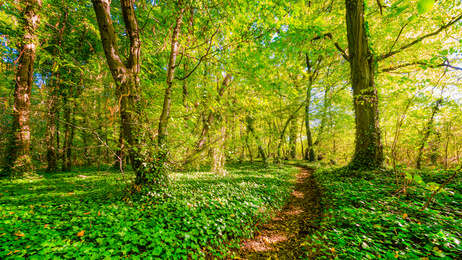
[426,182,440,191]
[417,0,435,15]
[408,14,418,23]
[153,246,162,256]
[405,172,412,180]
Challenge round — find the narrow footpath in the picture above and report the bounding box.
[233,166,323,259]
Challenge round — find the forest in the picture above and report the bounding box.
[0,0,461,259]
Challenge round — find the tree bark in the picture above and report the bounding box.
[62,84,72,172]
[182,7,194,112]
[7,0,41,175]
[45,10,68,173]
[91,0,147,182]
[305,82,315,162]
[314,85,331,146]
[345,0,383,169]
[46,74,59,172]
[158,6,185,149]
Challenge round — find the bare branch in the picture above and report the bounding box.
[388,21,409,56]
[175,28,219,81]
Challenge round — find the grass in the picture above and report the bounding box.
[303,165,462,259]
[0,162,298,259]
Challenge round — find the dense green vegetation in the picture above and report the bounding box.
[0,163,298,259]
[1,0,462,259]
[303,164,462,259]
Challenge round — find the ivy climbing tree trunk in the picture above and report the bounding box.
[345,0,383,169]
[7,0,41,175]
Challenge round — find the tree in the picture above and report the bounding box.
[5,0,41,176]
[342,0,462,170]
[91,0,145,183]
[344,0,383,169]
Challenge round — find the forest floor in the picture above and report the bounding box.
[233,166,323,259]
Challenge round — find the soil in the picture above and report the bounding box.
[232,166,323,259]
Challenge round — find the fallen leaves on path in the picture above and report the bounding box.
[233,166,323,260]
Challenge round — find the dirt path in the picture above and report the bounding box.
[233,166,323,259]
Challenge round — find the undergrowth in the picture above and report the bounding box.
[0,162,298,259]
[303,166,462,259]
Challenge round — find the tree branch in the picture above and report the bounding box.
[381,58,462,72]
[376,0,383,15]
[377,12,462,61]
[91,0,126,75]
[381,61,440,72]
[334,42,349,62]
[387,21,409,56]
[174,27,219,81]
[310,32,350,62]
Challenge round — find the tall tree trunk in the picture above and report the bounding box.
[277,98,307,162]
[212,126,227,174]
[305,83,315,162]
[157,5,185,165]
[289,112,298,159]
[46,75,58,172]
[91,0,147,183]
[245,133,253,163]
[69,91,76,170]
[45,99,57,172]
[314,85,331,146]
[45,10,68,173]
[62,84,72,172]
[443,122,451,169]
[56,107,61,166]
[182,7,194,113]
[304,54,322,162]
[83,118,90,166]
[345,0,383,169]
[116,123,125,168]
[6,0,41,175]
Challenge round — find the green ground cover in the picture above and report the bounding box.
[0,163,298,259]
[304,165,462,259]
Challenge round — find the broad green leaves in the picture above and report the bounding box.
[308,167,462,259]
[0,163,298,258]
[417,0,435,15]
